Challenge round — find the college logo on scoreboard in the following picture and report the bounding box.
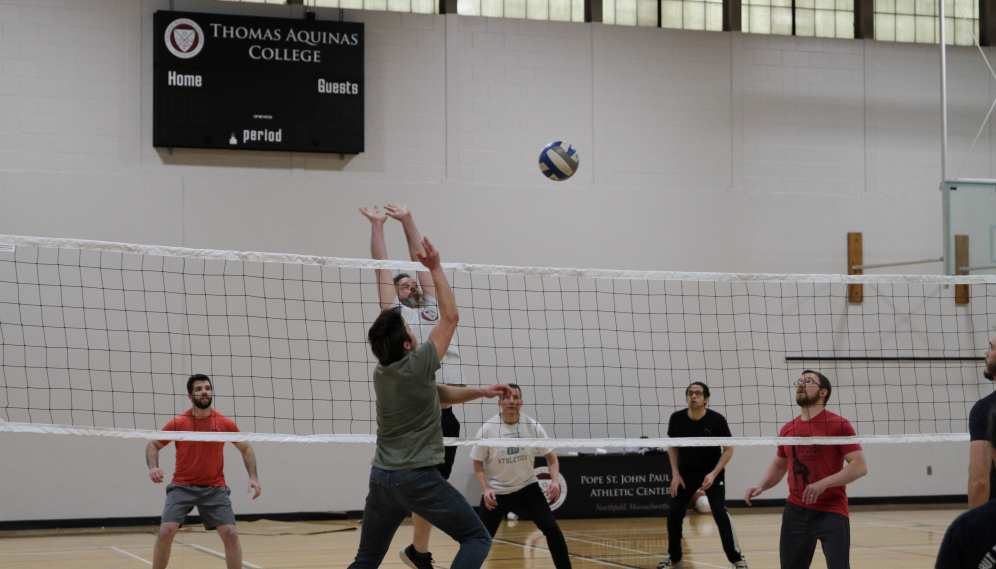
[165,18,205,59]
[535,466,568,511]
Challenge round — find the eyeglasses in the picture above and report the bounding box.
[686,391,705,396]
[795,378,822,387]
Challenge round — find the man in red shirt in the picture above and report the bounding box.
[744,370,868,569]
[145,374,262,569]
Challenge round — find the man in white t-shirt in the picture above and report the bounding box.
[360,204,463,569]
[470,384,572,569]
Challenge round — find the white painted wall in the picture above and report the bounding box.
[0,0,992,522]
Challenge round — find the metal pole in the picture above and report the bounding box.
[940,0,950,274]
[941,0,948,182]
[852,257,944,270]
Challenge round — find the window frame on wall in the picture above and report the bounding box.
[212,0,996,47]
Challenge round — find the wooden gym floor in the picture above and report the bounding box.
[0,505,961,569]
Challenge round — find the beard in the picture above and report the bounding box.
[400,292,422,308]
[192,395,213,409]
[795,390,822,407]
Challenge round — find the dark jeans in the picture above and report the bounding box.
[439,407,460,480]
[667,471,744,564]
[347,467,492,569]
[779,502,850,569]
[478,482,572,569]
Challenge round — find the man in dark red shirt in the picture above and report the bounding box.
[744,370,868,569]
[145,374,262,569]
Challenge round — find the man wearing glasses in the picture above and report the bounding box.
[658,382,747,569]
[745,370,868,569]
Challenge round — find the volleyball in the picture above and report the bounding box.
[539,141,579,181]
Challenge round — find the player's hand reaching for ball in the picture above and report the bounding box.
[149,467,165,484]
[744,485,764,506]
[248,479,262,500]
[415,237,441,271]
[483,384,514,399]
[384,203,411,221]
[359,206,387,224]
[483,489,498,510]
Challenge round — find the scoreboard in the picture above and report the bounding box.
[153,11,364,154]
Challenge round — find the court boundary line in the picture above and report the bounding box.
[110,546,152,565]
[494,536,728,569]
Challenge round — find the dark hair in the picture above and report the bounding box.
[686,382,710,398]
[393,273,412,285]
[802,369,832,404]
[503,383,522,400]
[368,306,411,366]
[988,403,996,450]
[187,374,212,395]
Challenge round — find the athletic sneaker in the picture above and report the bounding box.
[732,561,749,569]
[656,556,682,568]
[400,545,434,569]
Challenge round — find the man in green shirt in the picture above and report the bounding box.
[348,236,511,569]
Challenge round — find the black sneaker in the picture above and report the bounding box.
[400,545,434,569]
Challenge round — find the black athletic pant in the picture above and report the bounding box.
[478,483,572,569]
[438,407,460,480]
[779,502,850,569]
[667,471,744,564]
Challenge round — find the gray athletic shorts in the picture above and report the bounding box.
[162,483,236,530]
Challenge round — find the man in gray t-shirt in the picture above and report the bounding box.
[347,236,511,569]
[361,204,465,559]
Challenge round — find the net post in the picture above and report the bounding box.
[955,234,970,303]
[848,232,863,302]
[940,0,949,182]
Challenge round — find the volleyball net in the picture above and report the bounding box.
[0,234,993,448]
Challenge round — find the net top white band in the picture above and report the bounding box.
[0,422,969,446]
[0,234,989,285]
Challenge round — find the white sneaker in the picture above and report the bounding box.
[694,495,711,513]
[657,556,683,568]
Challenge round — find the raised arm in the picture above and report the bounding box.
[417,237,457,360]
[744,454,788,505]
[436,383,512,405]
[360,206,395,310]
[146,440,166,483]
[233,441,262,499]
[384,204,436,300]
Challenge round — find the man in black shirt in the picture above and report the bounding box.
[936,404,996,568]
[659,382,747,569]
[968,335,996,508]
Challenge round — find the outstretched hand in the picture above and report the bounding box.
[414,237,440,271]
[360,206,387,224]
[384,203,411,221]
[483,384,514,399]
